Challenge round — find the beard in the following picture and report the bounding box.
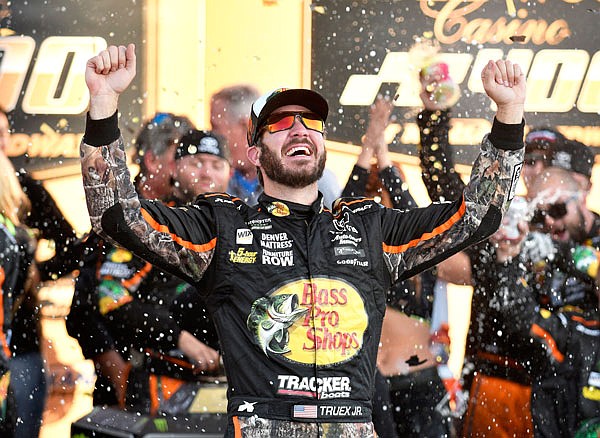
[258,139,326,188]
[566,204,588,243]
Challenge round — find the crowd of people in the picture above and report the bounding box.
[0,39,597,438]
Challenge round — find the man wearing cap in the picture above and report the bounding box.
[211,84,342,207]
[171,129,232,203]
[550,138,596,194]
[81,44,525,437]
[522,127,567,188]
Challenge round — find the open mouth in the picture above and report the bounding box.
[550,227,567,241]
[285,145,312,157]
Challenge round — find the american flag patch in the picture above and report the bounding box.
[293,404,318,419]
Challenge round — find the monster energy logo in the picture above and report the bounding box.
[153,418,168,432]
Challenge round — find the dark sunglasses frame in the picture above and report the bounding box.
[262,111,324,134]
[530,202,569,225]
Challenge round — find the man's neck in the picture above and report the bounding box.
[263,181,318,206]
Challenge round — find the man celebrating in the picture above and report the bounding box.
[81,43,525,437]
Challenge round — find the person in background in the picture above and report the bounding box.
[80,43,525,437]
[0,152,23,437]
[528,166,598,247]
[211,85,262,205]
[0,107,90,281]
[342,95,456,437]
[170,129,232,203]
[2,109,80,279]
[521,127,566,189]
[67,111,195,408]
[90,130,227,414]
[211,84,342,208]
[435,155,597,436]
[440,198,541,438]
[525,256,599,437]
[497,167,599,436]
[0,151,45,438]
[549,138,596,199]
[416,62,542,437]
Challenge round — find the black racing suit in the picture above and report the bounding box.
[80,111,523,436]
[499,238,600,437]
[67,233,219,412]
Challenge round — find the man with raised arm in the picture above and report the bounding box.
[80,43,525,437]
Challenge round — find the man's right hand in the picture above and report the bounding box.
[177,330,221,374]
[481,59,525,124]
[85,43,136,120]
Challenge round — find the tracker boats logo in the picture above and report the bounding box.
[277,375,351,400]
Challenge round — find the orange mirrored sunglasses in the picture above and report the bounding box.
[262,111,324,135]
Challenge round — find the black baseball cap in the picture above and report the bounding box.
[246,87,328,146]
[551,139,594,178]
[524,127,566,155]
[175,130,229,162]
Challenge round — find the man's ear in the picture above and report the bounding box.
[143,150,159,172]
[247,145,260,166]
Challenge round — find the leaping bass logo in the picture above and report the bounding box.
[246,277,368,366]
[332,211,358,234]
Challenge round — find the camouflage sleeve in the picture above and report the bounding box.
[80,115,215,285]
[81,135,137,239]
[382,120,524,282]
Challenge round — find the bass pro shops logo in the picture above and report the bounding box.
[246,277,368,366]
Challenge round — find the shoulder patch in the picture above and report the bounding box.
[333,197,379,217]
[195,192,239,208]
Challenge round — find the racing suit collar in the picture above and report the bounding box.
[258,192,324,219]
